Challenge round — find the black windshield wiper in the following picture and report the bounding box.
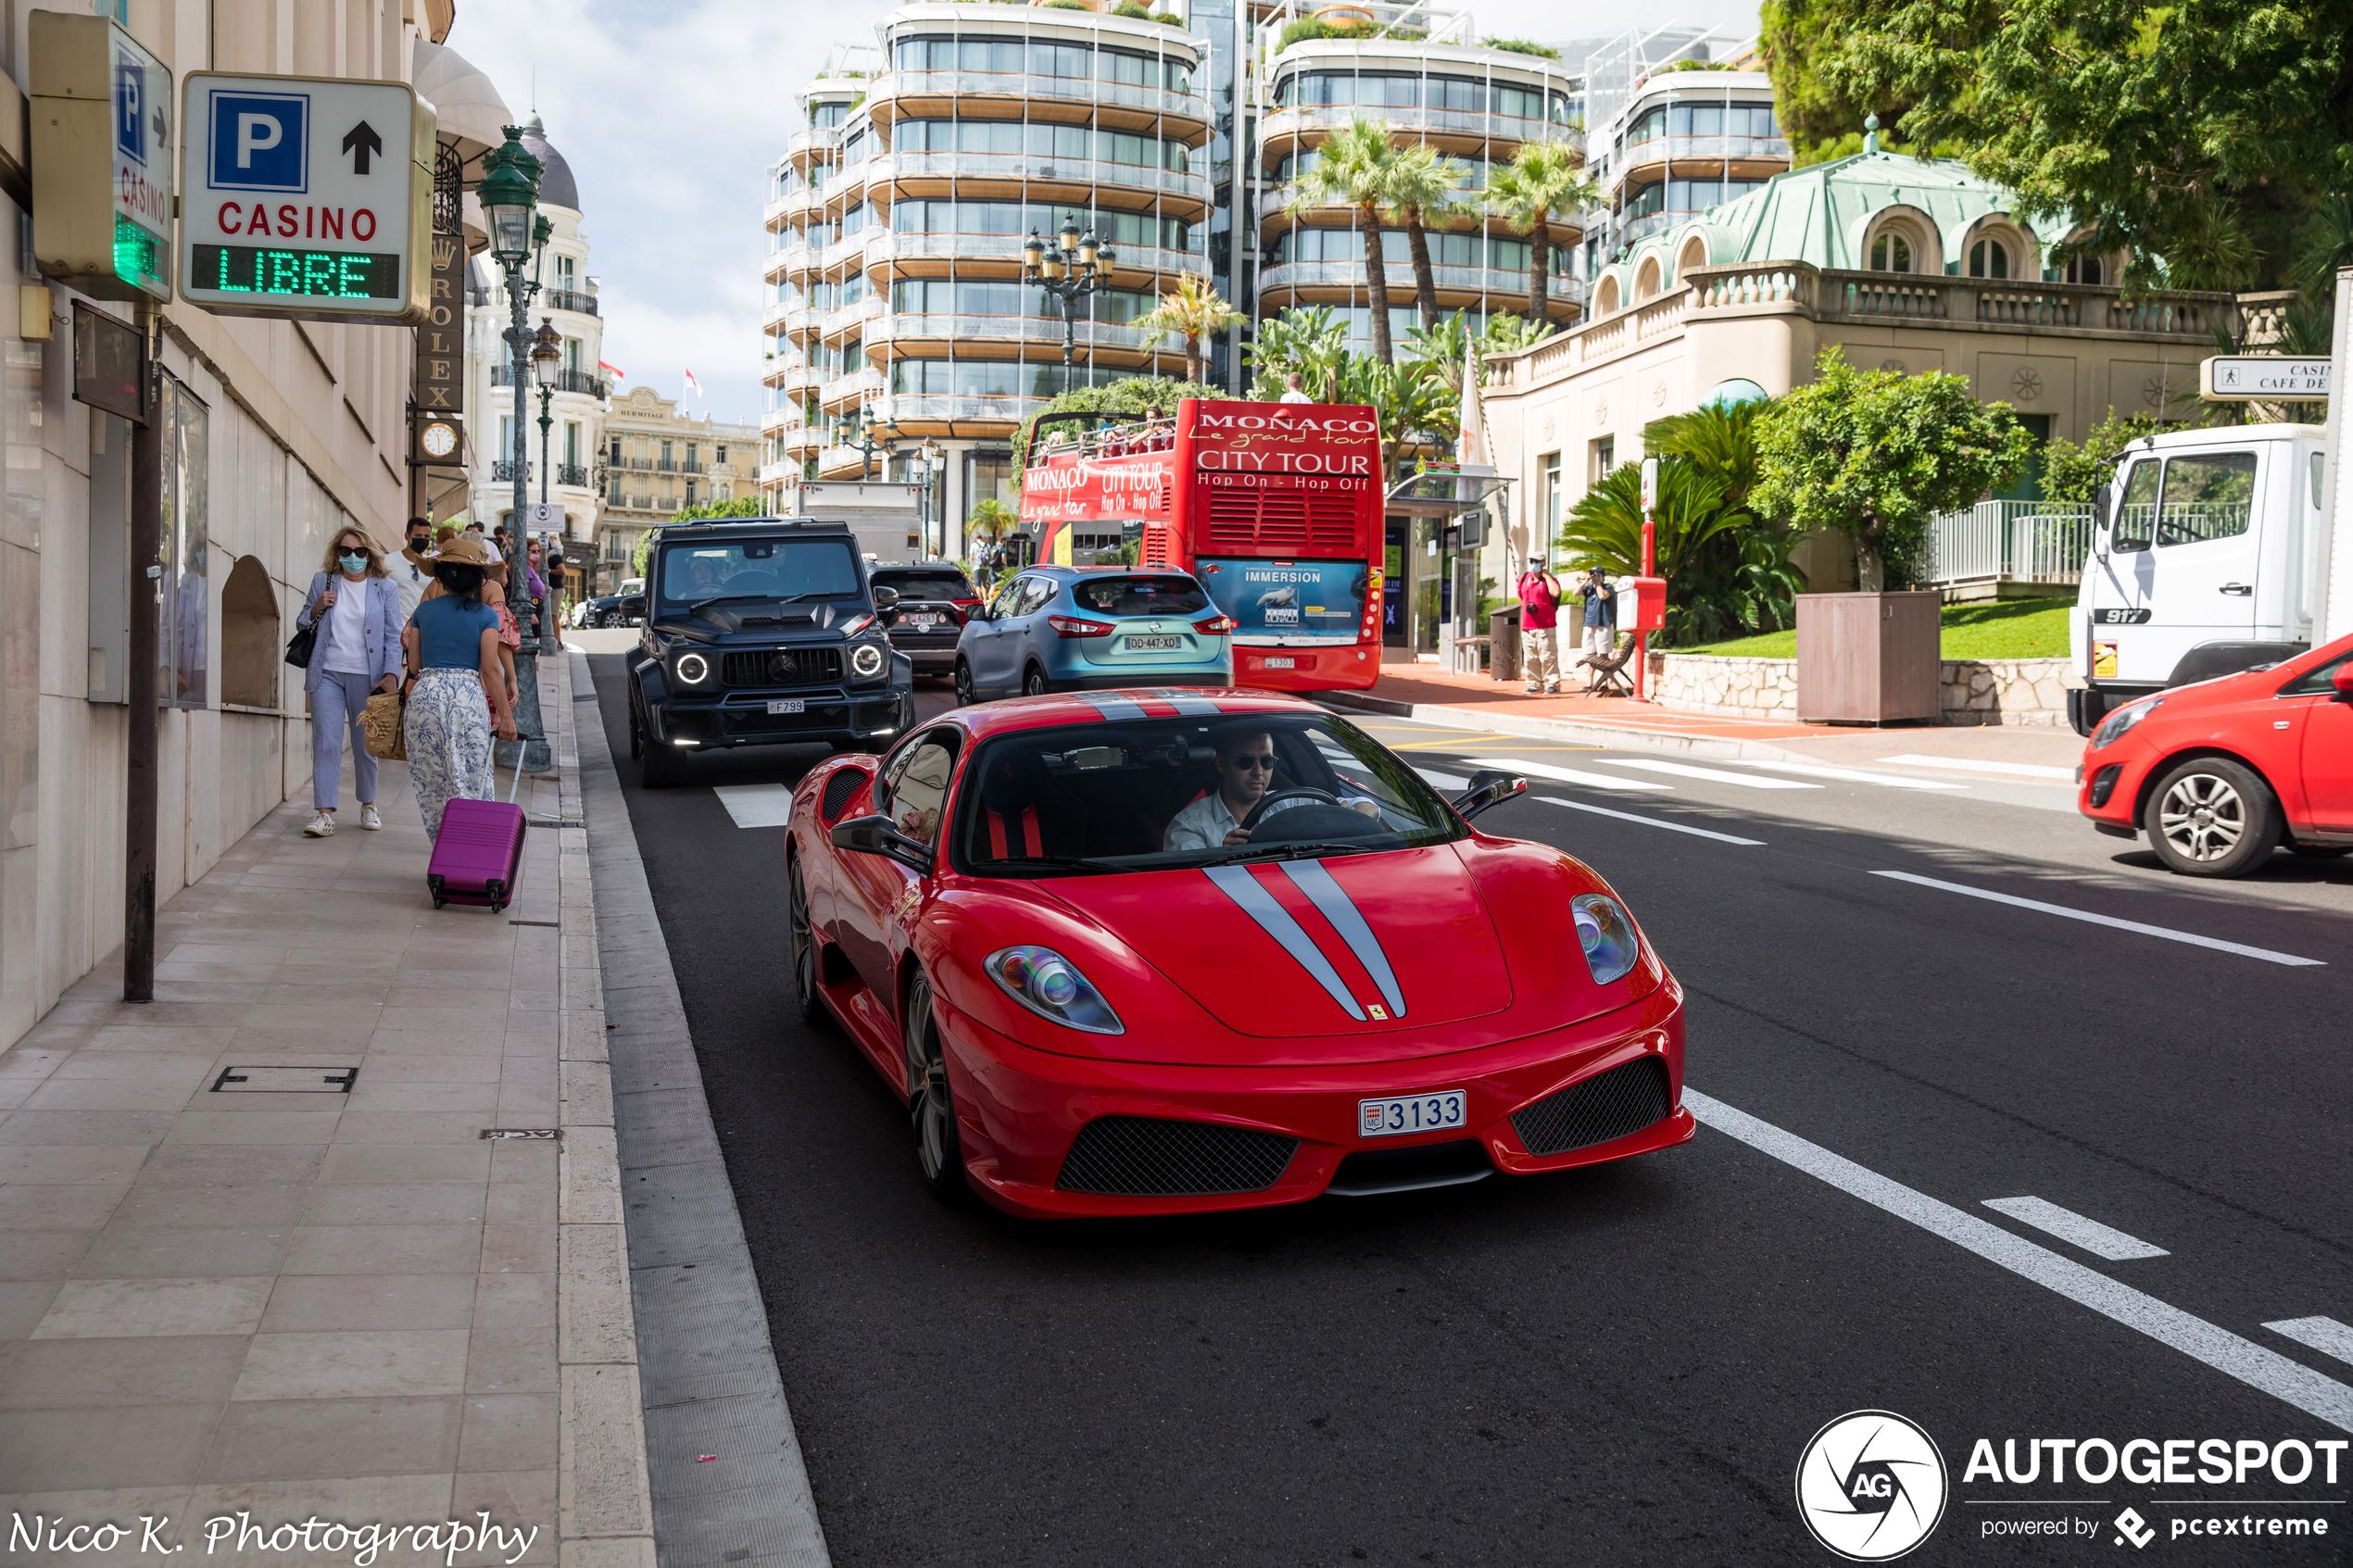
[1212,839,1382,865]
[985,854,1123,872]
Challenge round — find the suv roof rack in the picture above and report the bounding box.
[658,517,855,535]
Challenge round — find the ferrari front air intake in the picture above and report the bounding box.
[1055,1115,1299,1197]
[1510,1056,1671,1157]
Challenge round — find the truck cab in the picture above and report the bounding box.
[2070,423,2328,733]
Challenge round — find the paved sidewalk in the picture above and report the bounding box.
[0,656,650,1568]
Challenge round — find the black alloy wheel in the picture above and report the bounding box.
[637,703,684,789]
[787,854,827,1027]
[626,694,644,759]
[2143,756,2277,877]
[1022,664,1051,697]
[952,658,975,707]
[903,972,971,1204]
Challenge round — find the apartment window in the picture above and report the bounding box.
[1541,452,1563,543]
[610,436,623,464]
[1969,239,2011,279]
[555,254,576,288]
[716,444,728,465]
[499,416,513,459]
[564,422,581,466]
[660,439,673,466]
[2063,256,2105,285]
[1871,232,1914,272]
[686,481,698,506]
[1592,436,1616,483]
[564,337,582,371]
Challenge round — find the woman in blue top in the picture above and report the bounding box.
[401,533,518,841]
[296,528,404,836]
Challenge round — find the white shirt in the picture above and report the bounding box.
[1163,790,1248,851]
[395,556,430,624]
[324,575,370,674]
[1278,390,1314,404]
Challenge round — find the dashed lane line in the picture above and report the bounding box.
[1602,758,1822,790]
[2265,1318,2353,1370]
[1982,1197,2171,1261]
[1869,870,2326,968]
[1533,796,1766,846]
[712,783,794,829]
[1466,757,1670,792]
[1683,1089,2353,1434]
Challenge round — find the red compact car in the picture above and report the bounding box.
[2076,631,2353,876]
[785,689,1692,1218]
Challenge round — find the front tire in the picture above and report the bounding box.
[638,710,685,789]
[2144,757,2277,877]
[787,854,827,1027]
[1022,664,1051,697]
[953,659,975,707]
[903,972,970,1204]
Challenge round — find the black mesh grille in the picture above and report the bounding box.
[1510,1056,1672,1157]
[820,767,867,822]
[724,647,842,687]
[1055,1116,1299,1197]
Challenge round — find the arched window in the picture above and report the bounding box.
[1678,236,1708,277]
[1633,257,1661,300]
[1969,239,2010,280]
[1596,275,1620,315]
[1870,232,1912,272]
[2064,256,2105,285]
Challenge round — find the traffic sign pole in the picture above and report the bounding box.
[1636,458,1659,704]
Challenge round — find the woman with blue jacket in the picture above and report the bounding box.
[298,527,404,837]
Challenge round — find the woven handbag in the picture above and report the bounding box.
[363,690,408,761]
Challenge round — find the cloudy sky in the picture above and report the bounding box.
[447,0,1760,424]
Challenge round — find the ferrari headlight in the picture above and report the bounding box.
[2090,695,2160,749]
[1570,894,1640,985]
[849,641,887,679]
[674,651,711,685]
[984,946,1124,1035]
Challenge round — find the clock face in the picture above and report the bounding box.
[421,420,458,458]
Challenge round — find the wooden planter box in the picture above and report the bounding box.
[1795,591,1941,723]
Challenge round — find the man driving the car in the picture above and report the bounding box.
[1163,728,1378,850]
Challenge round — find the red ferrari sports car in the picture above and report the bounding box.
[786,688,1692,1218]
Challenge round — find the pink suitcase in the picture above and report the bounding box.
[427,762,526,912]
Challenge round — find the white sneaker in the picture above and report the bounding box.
[303,810,335,837]
[359,805,383,831]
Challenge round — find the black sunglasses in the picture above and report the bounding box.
[1226,752,1276,770]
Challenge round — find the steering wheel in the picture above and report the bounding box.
[1239,787,1341,835]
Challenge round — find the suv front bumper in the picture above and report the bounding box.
[636,659,912,750]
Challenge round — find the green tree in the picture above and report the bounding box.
[1813,0,2353,292]
[1010,375,1222,476]
[2039,410,2161,503]
[966,497,1016,545]
[1642,398,1767,509]
[1330,357,1456,478]
[1247,306,1351,400]
[1751,347,2036,592]
[1383,143,1469,330]
[1760,0,1924,162]
[1294,118,1407,362]
[1135,271,1246,385]
[1401,310,1475,395]
[1485,141,1597,327]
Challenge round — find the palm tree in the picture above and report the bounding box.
[1294,118,1405,363]
[1486,141,1598,327]
[1135,272,1246,385]
[1383,143,1467,330]
[967,497,1015,545]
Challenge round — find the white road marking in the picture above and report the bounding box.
[1414,767,1471,790]
[1982,1197,2171,1260]
[1881,753,2077,781]
[1534,796,1765,846]
[712,784,794,829]
[1603,759,1821,789]
[1732,759,1969,791]
[2264,1317,2353,1369]
[1683,1089,2353,1433]
[1869,870,2326,967]
[1465,757,1671,792]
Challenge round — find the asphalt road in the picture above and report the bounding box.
[582,652,2353,1567]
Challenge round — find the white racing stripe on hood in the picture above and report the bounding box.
[1076,693,1150,721]
[1278,859,1404,1018]
[1202,864,1366,1021]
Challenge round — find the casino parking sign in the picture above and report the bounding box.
[178,73,433,323]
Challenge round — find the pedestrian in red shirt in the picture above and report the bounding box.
[1516,557,1564,695]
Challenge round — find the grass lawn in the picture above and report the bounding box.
[1672,598,2073,660]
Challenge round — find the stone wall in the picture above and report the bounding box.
[1646,653,2072,725]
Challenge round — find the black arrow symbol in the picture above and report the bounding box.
[342,120,383,175]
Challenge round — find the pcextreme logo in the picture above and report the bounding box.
[1796,1411,1951,1562]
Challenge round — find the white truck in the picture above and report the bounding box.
[2069,422,2334,734]
[789,481,927,566]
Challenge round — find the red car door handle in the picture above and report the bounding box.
[2220,583,2252,596]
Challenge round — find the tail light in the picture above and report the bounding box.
[1047,615,1114,638]
[1193,614,1238,635]
[951,596,982,624]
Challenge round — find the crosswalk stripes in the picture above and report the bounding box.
[1601,759,1820,790]
[712,783,794,829]
[1463,758,1670,792]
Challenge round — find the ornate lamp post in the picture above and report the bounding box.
[531,318,560,508]
[1019,214,1116,394]
[476,126,549,770]
[848,408,895,480]
[912,438,944,558]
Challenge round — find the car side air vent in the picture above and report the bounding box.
[820,768,868,823]
[1511,1056,1671,1158]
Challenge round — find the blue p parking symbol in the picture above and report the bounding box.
[209,92,308,192]
[114,59,145,163]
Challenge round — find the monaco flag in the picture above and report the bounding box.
[599,360,625,385]
[683,369,703,398]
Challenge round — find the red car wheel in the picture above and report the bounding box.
[2143,757,2278,877]
[788,855,827,1029]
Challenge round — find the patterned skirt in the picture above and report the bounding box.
[404,669,493,841]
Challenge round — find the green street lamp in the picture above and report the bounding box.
[1020,215,1116,395]
[478,125,548,767]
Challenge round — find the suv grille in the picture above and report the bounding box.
[724,647,842,688]
[1511,1057,1671,1157]
[1055,1116,1299,1197]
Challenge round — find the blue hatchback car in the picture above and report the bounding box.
[953,566,1234,702]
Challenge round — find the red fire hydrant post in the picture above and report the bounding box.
[1634,458,1659,702]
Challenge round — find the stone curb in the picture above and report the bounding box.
[548,650,660,1568]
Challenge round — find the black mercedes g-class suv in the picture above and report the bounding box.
[626,519,915,787]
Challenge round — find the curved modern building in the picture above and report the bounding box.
[1257,18,1586,348]
[761,5,1213,545]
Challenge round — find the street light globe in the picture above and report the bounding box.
[1096,246,1117,279]
[476,127,544,265]
[1022,232,1046,271]
[1058,216,1082,253]
[1039,252,1066,281]
[1077,232,1099,267]
[530,319,562,387]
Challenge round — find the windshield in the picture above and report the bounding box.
[1070,574,1211,616]
[658,539,860,605]
[951,713,1465,876]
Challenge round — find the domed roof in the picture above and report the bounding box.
[519,113,578,212]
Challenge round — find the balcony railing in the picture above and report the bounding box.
[860,231,1205,279]
[1260,105,1570,149]
[865,312,1164,353]
[557,463,591,488]
[872,69,1207,122]
[885,151,1210,205]
[1924,502,2095,587]
[492,460,525,483]
[544,287,598,316]
[490,367,610,396]
[1615,134,1791,172]
[1258,260,1582,305]
[878,392,1047,427]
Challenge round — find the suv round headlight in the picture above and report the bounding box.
[849,642,886,679]
[675,652,711,685]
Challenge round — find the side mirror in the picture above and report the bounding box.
[1451,769,1528,822]
[829,813,935,874]
[872,584,900,613]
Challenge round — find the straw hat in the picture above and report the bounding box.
[432,532,496,567]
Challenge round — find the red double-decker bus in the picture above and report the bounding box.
[1016,398,1385,693]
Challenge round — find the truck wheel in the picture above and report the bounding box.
[2143,757,2278,877]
